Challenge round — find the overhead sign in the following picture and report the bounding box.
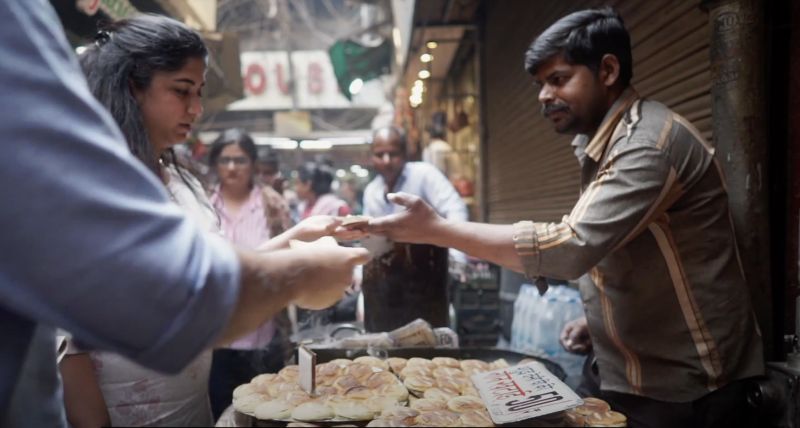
[228,50,385,111]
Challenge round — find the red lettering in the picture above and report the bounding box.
[243,63,267,95]
[308,62,324,94]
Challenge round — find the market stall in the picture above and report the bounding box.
[214,310,626,427]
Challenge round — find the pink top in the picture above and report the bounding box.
[301,193,351,219]
[210,185,276,349]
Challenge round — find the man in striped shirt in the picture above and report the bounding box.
[369,7,763,428]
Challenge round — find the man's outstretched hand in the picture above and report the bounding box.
[366,192,445,245]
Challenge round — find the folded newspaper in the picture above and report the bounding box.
[311,318,459,349]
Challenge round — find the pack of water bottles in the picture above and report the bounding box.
[510,284,585,377]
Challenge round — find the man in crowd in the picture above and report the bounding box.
[422,112,455,177]
[0,2,368,426]
[364,126,467,226]
[368,7,763,427]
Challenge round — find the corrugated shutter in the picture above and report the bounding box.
[482,0,711,224]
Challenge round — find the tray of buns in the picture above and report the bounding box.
[231,348,569,427]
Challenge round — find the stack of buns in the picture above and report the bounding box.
[564,397,627,427]
[233,357,408,422]
[232,354,626,427]
[392,357,508,400]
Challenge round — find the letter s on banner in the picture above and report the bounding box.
[308,62,324,95]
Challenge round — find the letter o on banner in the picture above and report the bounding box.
[244,63,267,95]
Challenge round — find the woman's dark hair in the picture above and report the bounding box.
[79,14,208,176]
[523,7,633,87]
[297,162,335,196]
[209,128,258,166]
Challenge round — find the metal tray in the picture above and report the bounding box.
[233,347,565,427]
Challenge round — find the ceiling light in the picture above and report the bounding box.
[348,78,364,95]
[418,69,431,79]
[420,53,433,63]
[392,27,402,48]
[255,138,298,150]
[299,140,333,150]
[426,41,438,49]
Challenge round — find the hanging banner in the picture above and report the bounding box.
[228,50,386,111]
[76,0,137,19]
[228,51,293,111]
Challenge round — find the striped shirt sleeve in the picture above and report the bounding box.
[514,140,675,280]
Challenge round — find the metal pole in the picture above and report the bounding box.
[788,0,800,346]
[702,0,772,356]
[279,0,298,110]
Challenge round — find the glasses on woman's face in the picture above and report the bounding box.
[217,156,251,167]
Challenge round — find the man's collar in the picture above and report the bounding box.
[582,86,640,162]
[382,162,409,195]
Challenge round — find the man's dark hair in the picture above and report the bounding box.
[258,147,280,169]
[524,7,632,87]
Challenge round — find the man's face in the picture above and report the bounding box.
[370,136,406,184]
[534,55,608,135]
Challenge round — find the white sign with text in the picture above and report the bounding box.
[228,50,385,111]
[471,361,583,424]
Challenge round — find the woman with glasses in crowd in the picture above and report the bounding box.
[206,129,293,420]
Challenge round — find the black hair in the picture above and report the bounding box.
[257,146,280,168]
[429,111,447,139]
[297,162,335,196]
[524,7,632,87]
[79,14,208,176]
[209,128,258,165]
[371,126,408,153]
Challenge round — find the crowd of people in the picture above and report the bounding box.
[1,2,765,428]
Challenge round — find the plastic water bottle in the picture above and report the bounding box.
[511,286,526,350]
[539,294,562,357]
[524,285,542,353]
[511,284,532,350]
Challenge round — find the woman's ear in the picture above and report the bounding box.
[599,54,621,88]
[129,79,143,104]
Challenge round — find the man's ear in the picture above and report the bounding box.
[599,54,621,88]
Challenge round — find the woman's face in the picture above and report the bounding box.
[295,178,312,200]
[133,57,205,153]
[216,143,254,192]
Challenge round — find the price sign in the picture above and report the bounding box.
[471,361,583,424]
[297,346,316,394]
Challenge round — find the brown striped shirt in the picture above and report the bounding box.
[513,87,763,402]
